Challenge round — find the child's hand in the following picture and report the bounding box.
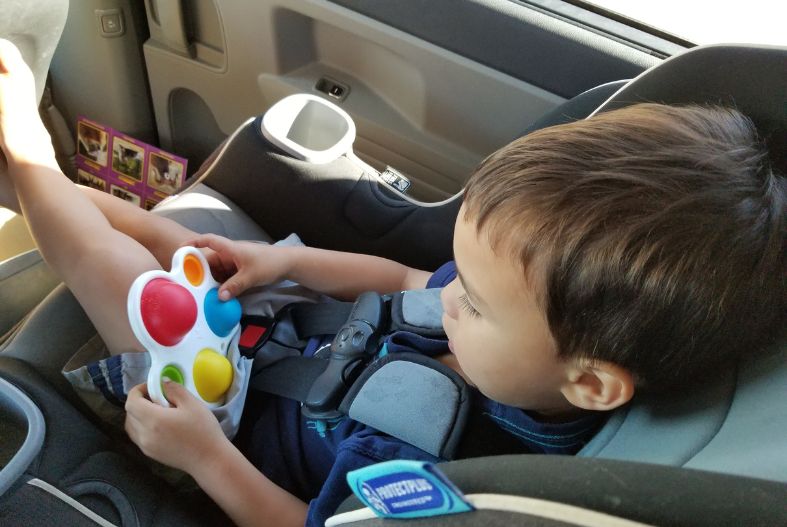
[185,233,293,300]
[125,381,229,474]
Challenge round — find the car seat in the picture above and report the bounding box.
[1,37,786,525]
[172,43,787,481]
[169,43,787,525]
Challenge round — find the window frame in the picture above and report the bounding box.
[518,0,693,58]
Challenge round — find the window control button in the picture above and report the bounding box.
[96,9,125,37]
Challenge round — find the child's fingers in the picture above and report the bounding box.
[161,380,200,410]
[219,271,253,300]
[125,383,152,415]
[183,233,232,253]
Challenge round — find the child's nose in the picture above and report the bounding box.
[441,279,460,320]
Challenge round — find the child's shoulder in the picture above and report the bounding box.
[427,261,456,289]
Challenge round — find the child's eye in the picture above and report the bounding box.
[458,294,480,318]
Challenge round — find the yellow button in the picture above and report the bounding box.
[193,349,233,403]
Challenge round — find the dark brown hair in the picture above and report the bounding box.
[463,103,786,390]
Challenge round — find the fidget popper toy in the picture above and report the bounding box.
[127,247,242,407]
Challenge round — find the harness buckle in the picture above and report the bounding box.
[238,315,276,359]
[302,292,387,419]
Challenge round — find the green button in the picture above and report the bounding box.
[161,364,184,386]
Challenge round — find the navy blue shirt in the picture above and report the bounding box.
[235,262,605,526]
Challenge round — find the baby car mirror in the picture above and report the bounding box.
[260,93,356,164]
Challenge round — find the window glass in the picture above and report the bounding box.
[583,0,785,46]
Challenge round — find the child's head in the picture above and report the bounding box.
[442,103,786,417]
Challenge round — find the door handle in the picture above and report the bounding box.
[147,0,191,57]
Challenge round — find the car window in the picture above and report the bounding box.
[581,0,785,46]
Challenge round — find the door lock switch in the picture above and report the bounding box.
[316,77,350,102]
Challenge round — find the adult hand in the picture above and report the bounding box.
[185,233,293,300]
[125,381,229,475]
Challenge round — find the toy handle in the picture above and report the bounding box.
[147,363,173,407]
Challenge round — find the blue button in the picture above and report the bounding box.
[204,288,242,337]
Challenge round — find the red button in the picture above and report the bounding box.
[140,278,197,347]
[239,325,267,348]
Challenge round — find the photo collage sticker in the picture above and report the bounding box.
[76,116,188,210]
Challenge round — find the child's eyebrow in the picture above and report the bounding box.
[455,267,486,308]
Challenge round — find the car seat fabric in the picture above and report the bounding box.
[594,44,787,175]
[580,345,787,483]
[683,345,787,479]
[520,79,628,136]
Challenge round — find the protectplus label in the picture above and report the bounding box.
[347,460,473,519]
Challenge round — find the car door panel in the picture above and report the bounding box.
[143,0,662,200]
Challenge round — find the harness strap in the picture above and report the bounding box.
[246,289,479,458]
[248,356,328,402]
[288,302,354,338]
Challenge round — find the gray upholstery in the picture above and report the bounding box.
[581,345,787,483]
[329,0,661,98]
[595,44,787,174]
[0,250,60,338]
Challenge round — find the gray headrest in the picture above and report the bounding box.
[595,44,787,173]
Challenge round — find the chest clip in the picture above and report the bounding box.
[302,292,387,419]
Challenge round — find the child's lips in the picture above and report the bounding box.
[447,339,455,353]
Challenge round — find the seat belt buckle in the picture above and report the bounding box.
[238,315,276,358]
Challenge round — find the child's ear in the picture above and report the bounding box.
[560,361,634,412]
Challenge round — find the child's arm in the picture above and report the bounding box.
[125,381,307,527]
[187,233,432,301]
